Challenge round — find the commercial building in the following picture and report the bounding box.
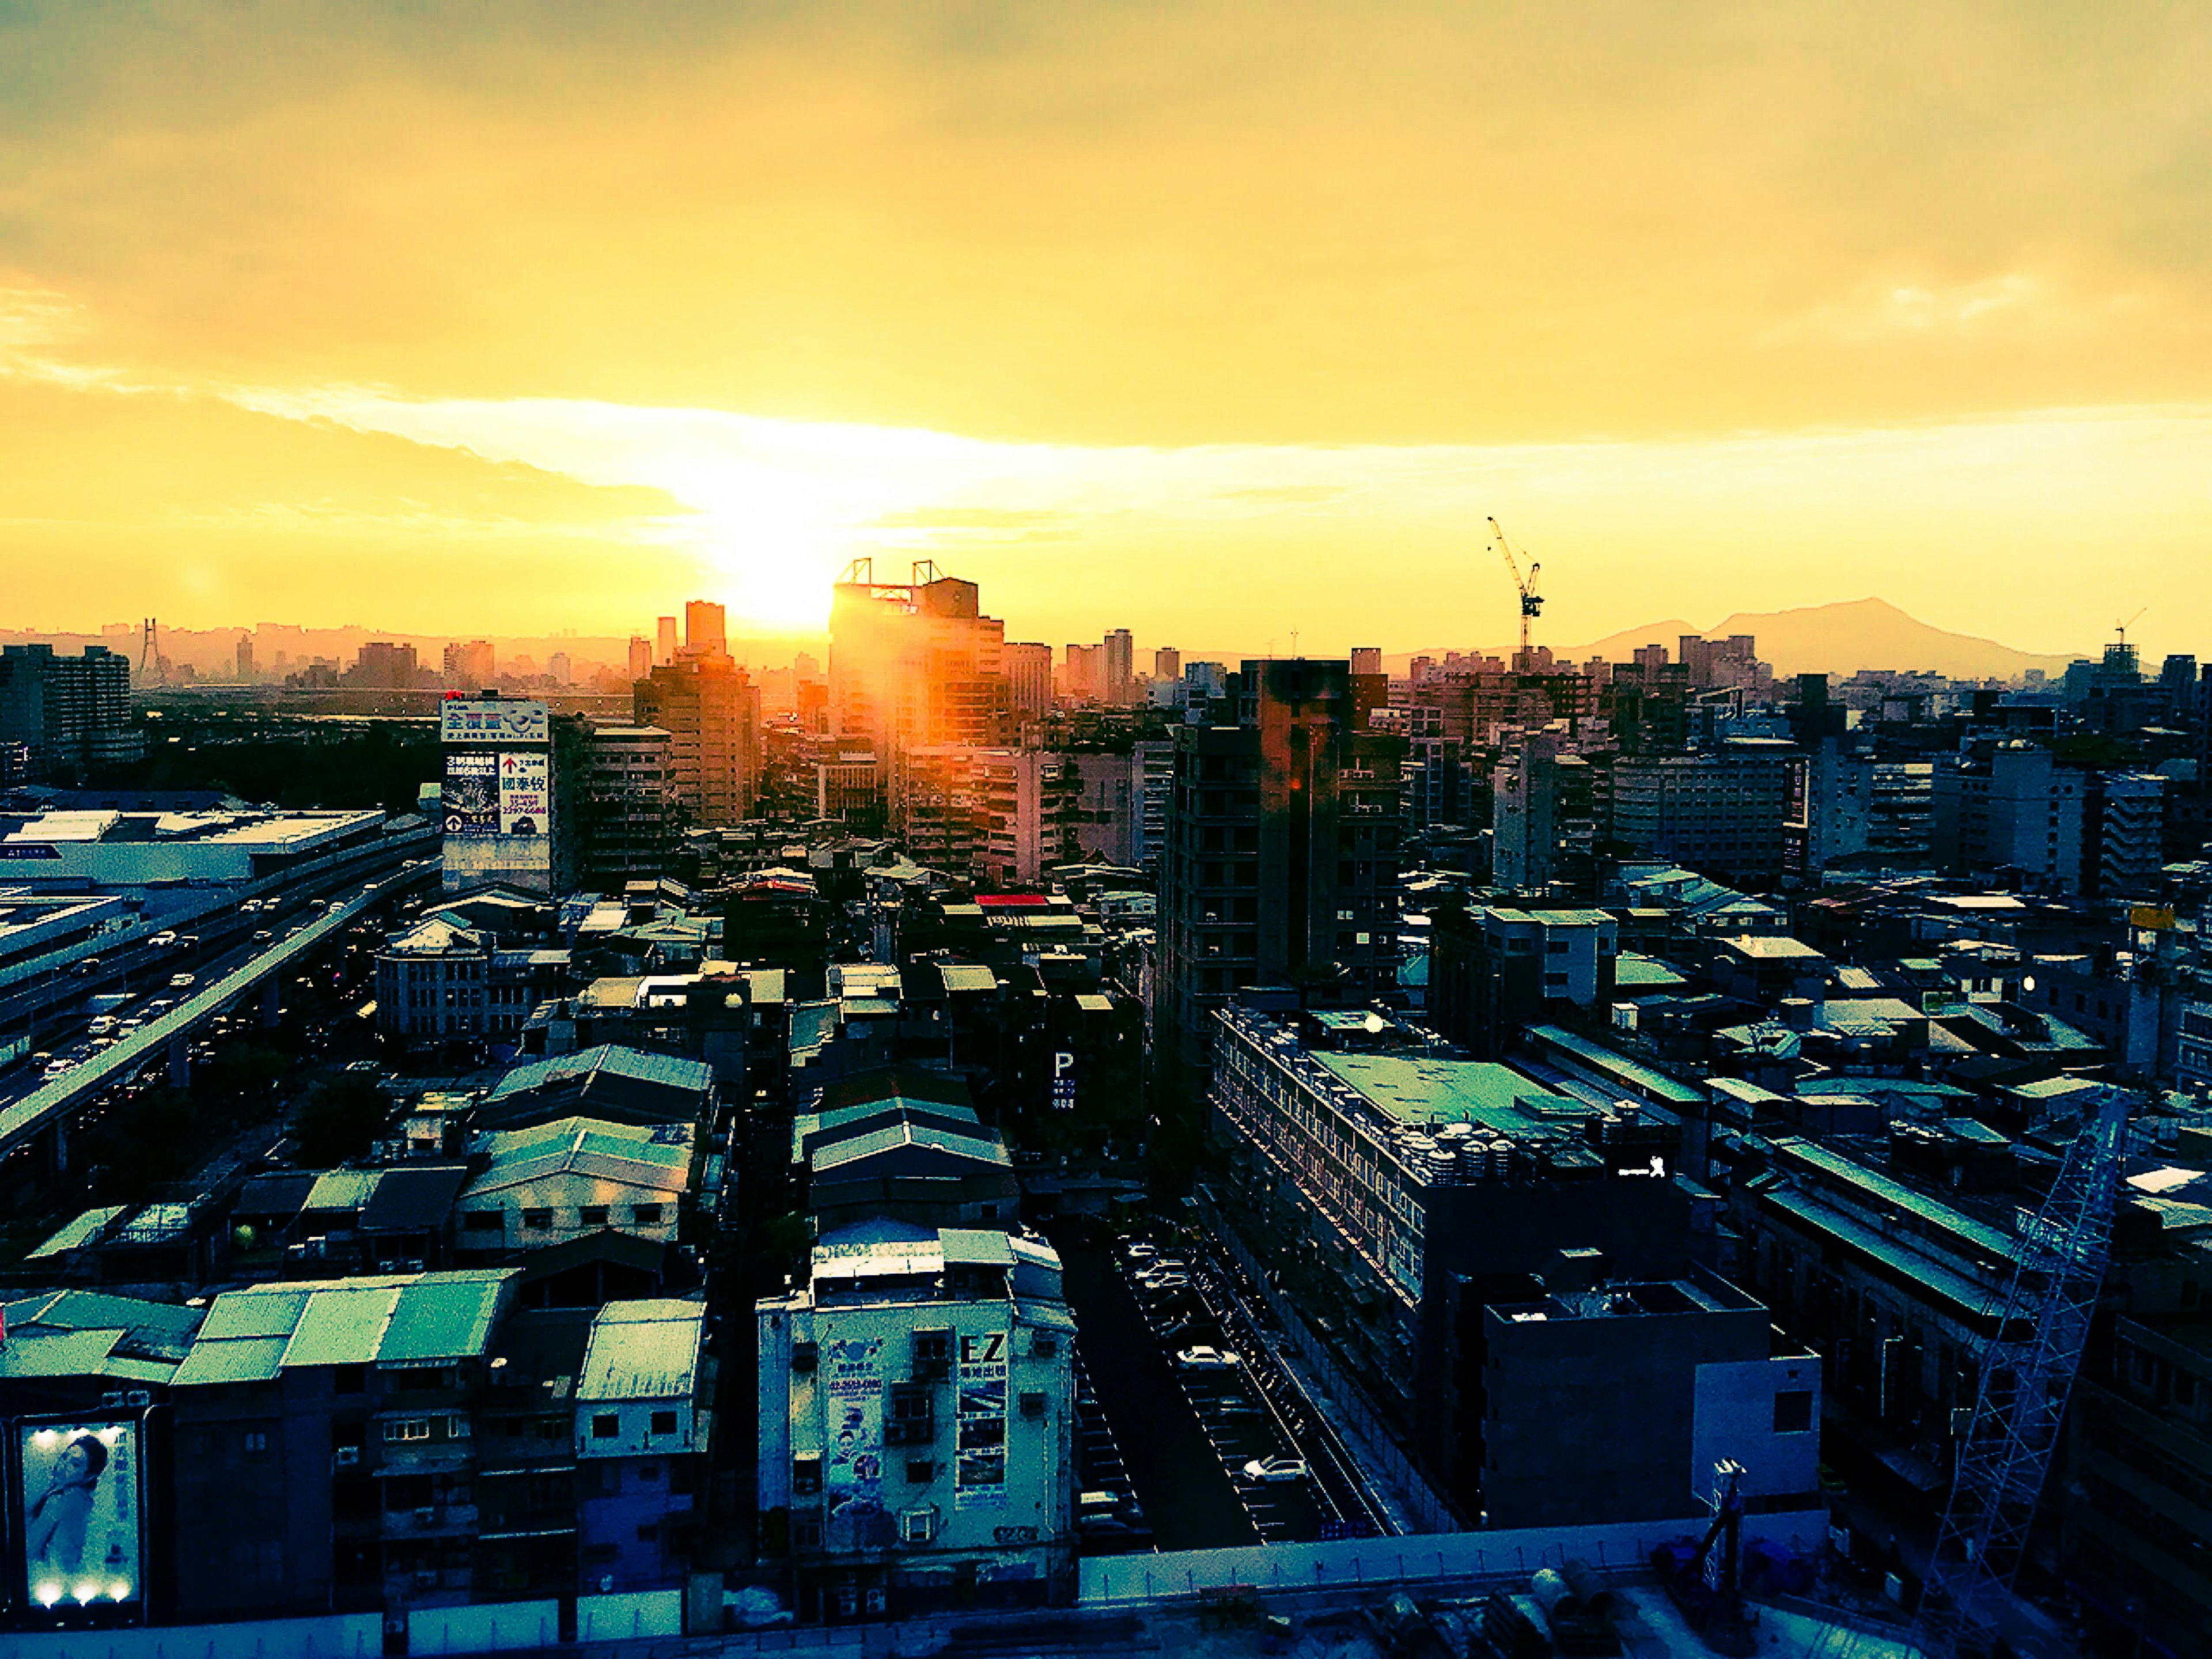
[1067,745,1172,874]
[574,1300,712,1594]
[1491,734,1595,894]
[633,658,762,828]
[1002,643,1052,725]
[1100,628,1134,704]
[442,639,495,689]
[756,1223,1077,1617]
[1798,744,1935,873]
[896,748,1080,888]
[682,600,728,661]
[1155,660,1407,1113]
[0,643,141,775]
[1931,742,2166,898]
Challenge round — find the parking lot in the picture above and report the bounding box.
[1051,1215,1393,1555]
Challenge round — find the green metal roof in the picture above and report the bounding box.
[1315,1053,1578,1135]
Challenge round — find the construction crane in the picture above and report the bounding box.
[1488,516,1543,658]
[1910,1086,2130,1659]
[2114,607,2145,649]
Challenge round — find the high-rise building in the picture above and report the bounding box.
[1492,734,1596,893]
[1101,628,1135,704]
[1003,642,1054,724]
[547,651,573,685]
[1604,745,1793,879]
[897,747,1080,887]
[828,560,1010,799]
[234,633,256,683]
[635,657,762,827]
[628,635,654,681]
[0,643,141,775]
[1349,646,1382,677]
[444,639,496,689]
[1155,659,1407,1118]
[349,640,421,688]
[582,724,676,887]
[684,600,728,660]
[657,615,679,665]
[1153,646,1181,683]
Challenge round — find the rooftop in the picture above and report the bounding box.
[576,1297,704,1402]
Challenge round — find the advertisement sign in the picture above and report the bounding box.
[18,1419,144,1611]
[954,1330,1007,1509]
[440,699,548,745]
[822,1338,885,1547]
[1051,1051,1077,1112]
[442,752,499,838]
[497,751,550,837]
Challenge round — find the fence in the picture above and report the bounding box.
[0,1612,381,1659]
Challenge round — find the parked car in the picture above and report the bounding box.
[1175,1346,1241,1370]
[1241,1456,1308,1484]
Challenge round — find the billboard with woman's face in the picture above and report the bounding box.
[18,1420,143,1611]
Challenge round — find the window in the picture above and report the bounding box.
[631,1205,664,1226]
[463,1211,503,1232]
[243,1430,269,1453]
[793,1454,823,1496]
[579,1206,610,1226]
[650,1410,678,1435]
[1773,1390,1815,1434]
[521,1209,553,1230]
[906,1459,935,1483]
[1019,1392,1047,1419]
[333,1364,366,1394]
[384,1418,432,1443]
[592,1413,620,1439]
[635,1522,658,1543]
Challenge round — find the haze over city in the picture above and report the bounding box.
[5,3,2211,655]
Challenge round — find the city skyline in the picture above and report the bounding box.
[5,5,2211,655]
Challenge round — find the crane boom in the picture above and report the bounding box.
[1487,516,1544,658]
[1911,1086,2129,1658]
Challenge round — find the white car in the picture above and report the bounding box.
[148,930,179,949]
[1241,1456,1308,1484]
[1175,1346,1241,1371]
[168,972,196,990]
[41,1058,74,1080]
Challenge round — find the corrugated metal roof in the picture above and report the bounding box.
[26,1205,127,1259]
[306,1169,379,1211]
[466,1116,694,1196]
[811,1120,1010,1174]
[172,1335,290,1387]
[380,1273,513,1363]
[576,1298,703,1403]
[487,1043,711,1101]
[281,1285,403,1368]
[196,1285,315,1342]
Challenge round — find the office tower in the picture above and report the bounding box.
[1605,746,1793,879]
[1155,658,1407,1118]
[828,560,1010,783]
[1153,646,1181,683]
[582,724,675,885]
[444,638,496,689]
[233,633,256,683]
[684,599,728,660]
[657,615,679,665]
[628,635,654,681]
[1004,642,1054,724]
[0,643,142,775]
[1102,628,1135,704]
[635,657,762,827]
[548,651,573,685]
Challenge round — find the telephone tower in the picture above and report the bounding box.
[1910,1088,2129,1658]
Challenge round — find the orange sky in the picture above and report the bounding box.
[3,3,2210,659]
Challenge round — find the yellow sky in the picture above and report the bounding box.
[3,3,2210,658]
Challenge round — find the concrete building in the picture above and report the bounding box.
[440,698,576,896]
[442,639,495,689]
[627,635,654,680]
[634,658,762,828]
[0,807,391,900]
[582,725,676,886]
[1607,745,1793,879]
[829,562,1009,775]
[574,1300,711,1594]
[1931,744,2165,897]
[683,600,727,661]
[1428,904,1619,1059]
[1002,643,1053,725]
[1800,744,1935,873]
[1492,734,1597,894]
[1066,744,1172,873]
[896,748,1080,888]
[0,643,141,775]
[1208,1005,1692,1513]
[374,913,570,1043]
[1155,660,1408,1115]
[756,1223,1078,1616]
[1101,628,1134,704]
[1479,1266,1820,1528]
[1153,646,1181,683]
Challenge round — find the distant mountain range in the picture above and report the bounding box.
[1389,597,2081,681]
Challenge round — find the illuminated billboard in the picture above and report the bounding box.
[17,1418,145,1612]
[440,699,548,745]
